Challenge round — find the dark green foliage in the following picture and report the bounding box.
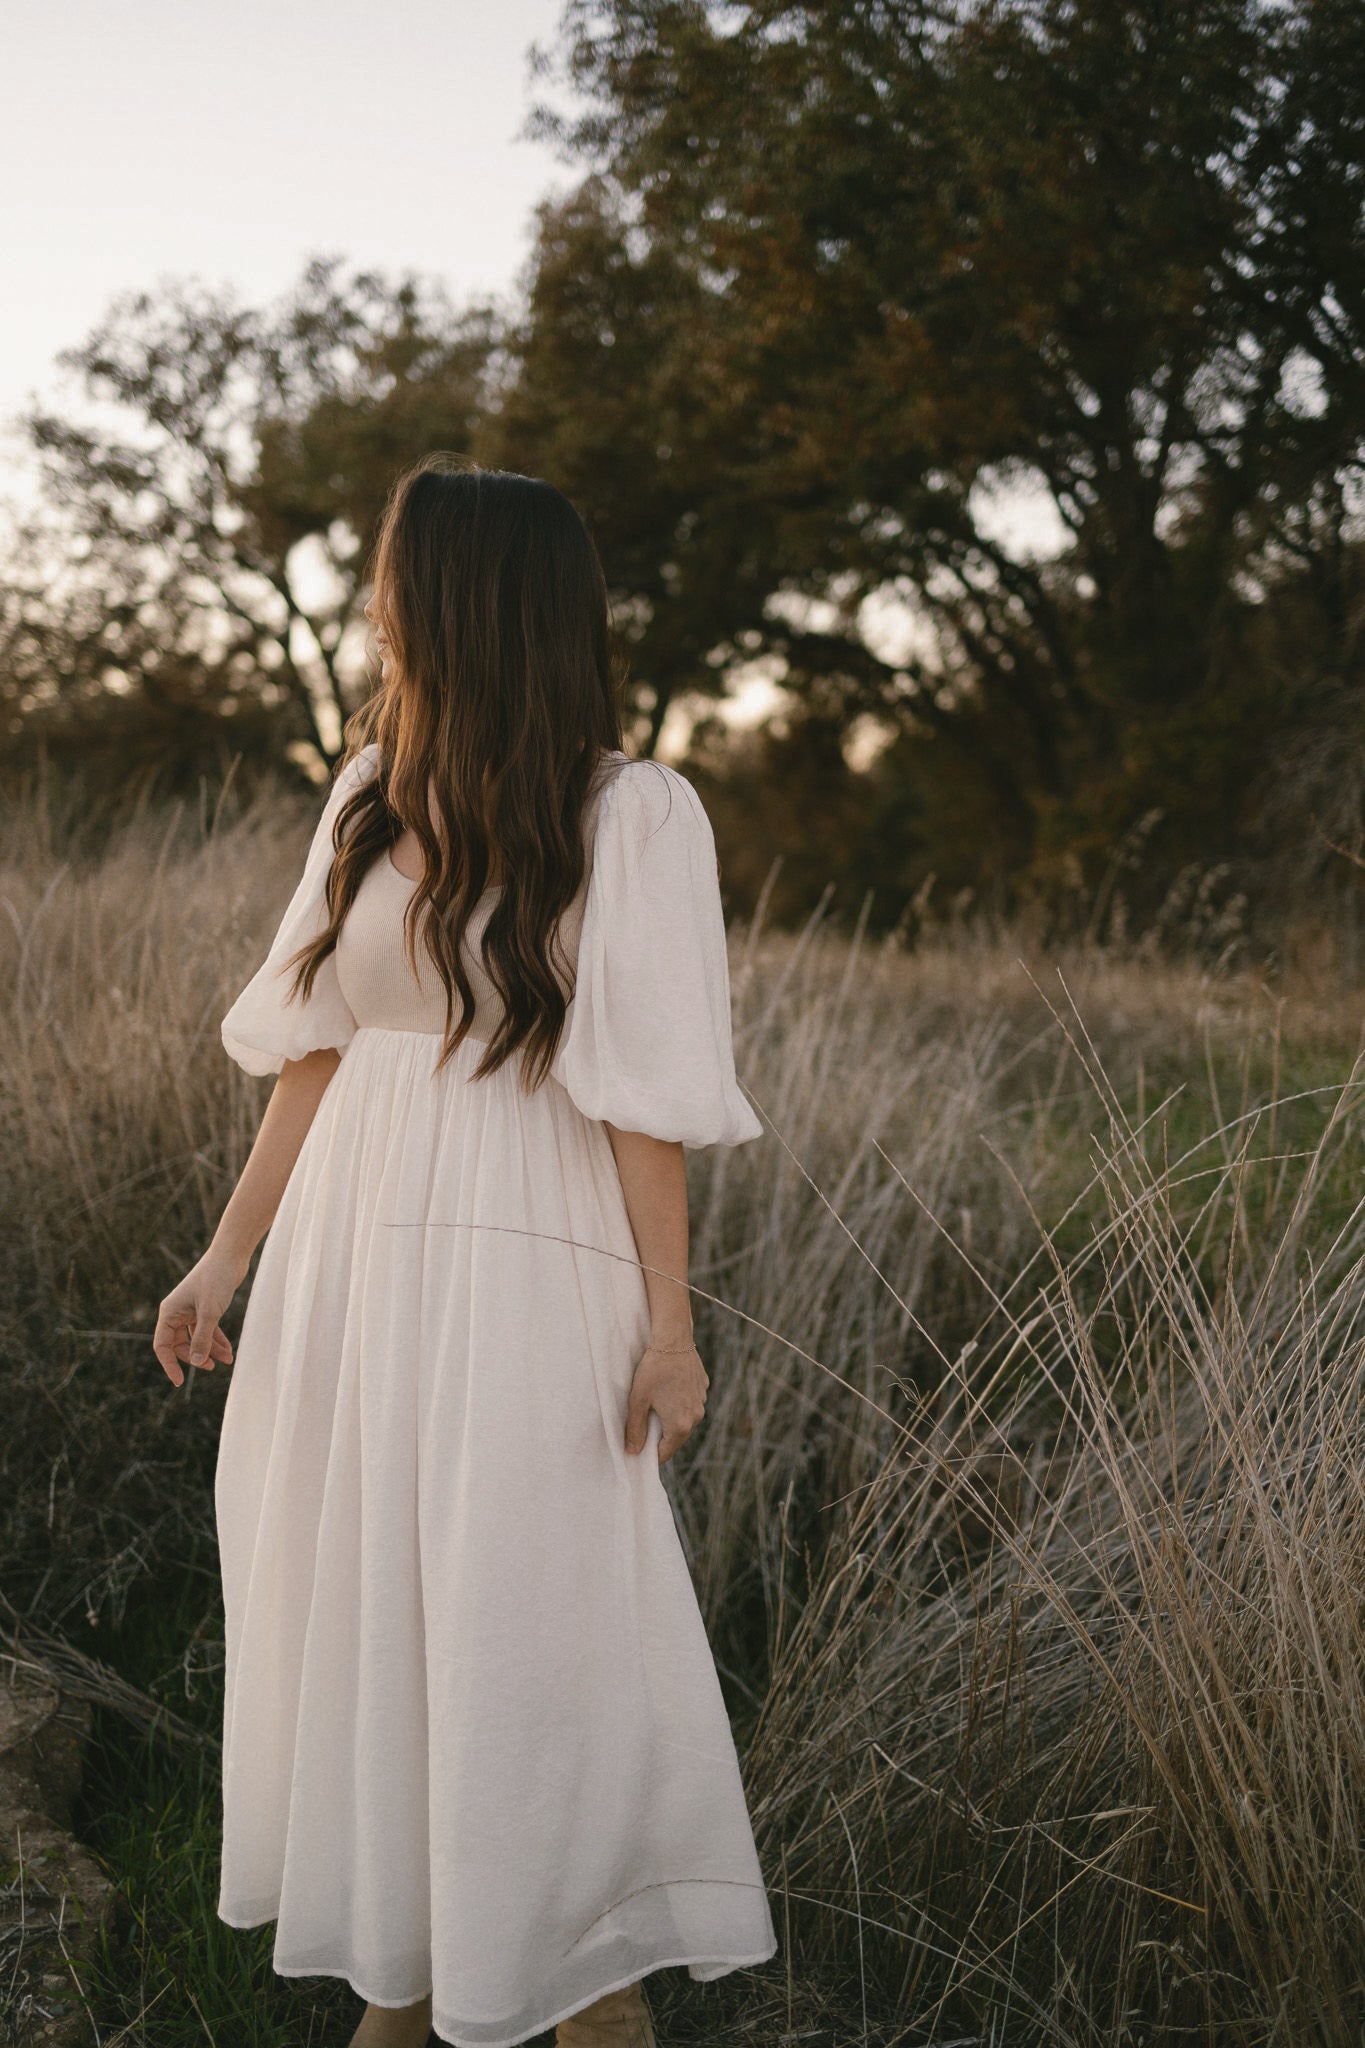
[511,0,1365,934]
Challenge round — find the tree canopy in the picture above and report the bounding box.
[510,0,1365,914]
[4,1,1363,944]
[7,259,497,779]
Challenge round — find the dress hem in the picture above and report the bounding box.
[215,1909,777,2046]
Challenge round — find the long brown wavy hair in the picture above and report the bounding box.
[284,453,627,1087]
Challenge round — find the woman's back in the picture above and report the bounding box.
[334,745,627,1045]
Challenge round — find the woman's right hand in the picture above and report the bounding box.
[153,1246,250,1388]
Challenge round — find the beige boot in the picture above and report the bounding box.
[556,1978,658,2046]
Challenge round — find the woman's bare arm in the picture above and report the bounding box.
[209,1047,342,1274]
[152,1047,342,1387]
[604,1122,710,1466]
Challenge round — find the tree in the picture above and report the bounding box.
[516,0,1365,899]
[16,257,499,772]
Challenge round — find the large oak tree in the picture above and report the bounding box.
[506,0,1365,905]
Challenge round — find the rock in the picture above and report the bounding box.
[0,1648,118,2047]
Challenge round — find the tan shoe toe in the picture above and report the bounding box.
[555,1978,658,2046]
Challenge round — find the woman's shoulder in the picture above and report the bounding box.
[591,750,710,839]
[309,743,382,824]
[338,742,690,801]
[330,741,708,851]
[334,741,382,792]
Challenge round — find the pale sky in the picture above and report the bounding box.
[1,0,577,483]
[0,0,1061,743]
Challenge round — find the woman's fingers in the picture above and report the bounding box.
[656,1398,707,1465]
[657,1421,689,1465]
[624,1341,709,1464]
[188,1306,228,1369]
[153,1293,230,1387]
[152,1311,187,1387]
[624,1374,653,1456]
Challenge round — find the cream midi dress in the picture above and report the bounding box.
[213,743,777,2047]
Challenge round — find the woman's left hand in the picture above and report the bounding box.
[624,1335,710,1465]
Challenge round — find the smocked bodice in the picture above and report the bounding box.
[334,854,588,1043]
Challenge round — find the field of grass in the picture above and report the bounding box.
[4,772,1365,2046]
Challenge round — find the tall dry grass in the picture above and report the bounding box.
[4,775,1365,2043]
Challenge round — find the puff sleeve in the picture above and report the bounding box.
[550,760,763,1149]
[220,746,379,1077]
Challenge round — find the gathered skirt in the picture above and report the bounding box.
[213,1023,777,2047]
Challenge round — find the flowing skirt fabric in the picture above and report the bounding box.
[214,1024,776,2047]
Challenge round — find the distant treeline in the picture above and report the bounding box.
[2,0,1363,961]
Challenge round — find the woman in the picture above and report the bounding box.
[151,455,778,2048]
